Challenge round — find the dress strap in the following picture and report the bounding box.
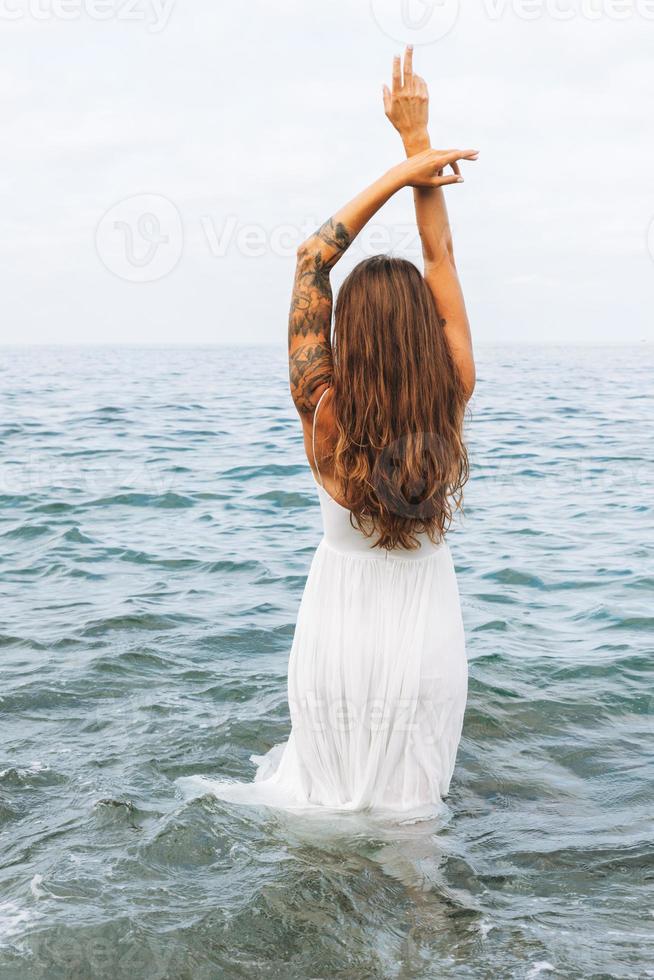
[312,387,331,487]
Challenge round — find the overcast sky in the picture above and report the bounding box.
[3,0,654,345]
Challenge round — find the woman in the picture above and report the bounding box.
[186,49,477,815]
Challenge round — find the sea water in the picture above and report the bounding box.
[0,344,652,978]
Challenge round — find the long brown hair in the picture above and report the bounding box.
[331,255,468,551]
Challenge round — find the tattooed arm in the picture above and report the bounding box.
[287,218,352,417]
[384,47,478,400]
[288,168,409,415]
[288,152,478,415]
[288,156,459,416]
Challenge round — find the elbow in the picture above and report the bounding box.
[462,363,476,401]
[424,246,456,276]
[442,232,455,263]
[296,237,319,263]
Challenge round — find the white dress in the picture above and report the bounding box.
[179,390,468,816]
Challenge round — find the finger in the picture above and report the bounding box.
[415,75,428,98]
[450,160,461,176]
[434,174,465,187]
[445,149,480,161]
[403,45,414,84]
[441,149,479,165]
[382,84,391,115]
[392,55,401,93]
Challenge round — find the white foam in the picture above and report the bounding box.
[30,875,49,899]
[0,901,36,946]
[527,962,555,979]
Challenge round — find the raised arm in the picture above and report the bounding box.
[288,171,398,416]
[384,47,478,399]
[288,153,470,416]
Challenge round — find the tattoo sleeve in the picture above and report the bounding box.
[288,218,352,415]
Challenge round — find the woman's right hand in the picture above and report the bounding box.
[383,46,431,152]
[395,148,479,189]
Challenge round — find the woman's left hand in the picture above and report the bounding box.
[396,147,479,189]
